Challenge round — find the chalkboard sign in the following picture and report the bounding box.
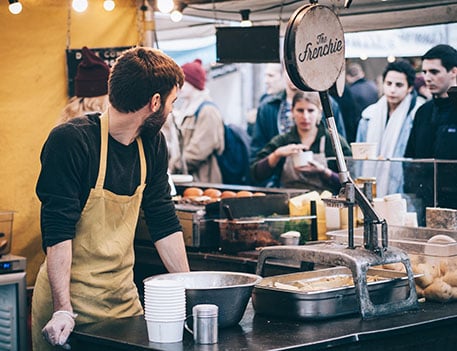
[66,46,132,97]
[216,26,280,63]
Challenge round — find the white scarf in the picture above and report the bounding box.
[365,94,412,158]
[362,94,412,196]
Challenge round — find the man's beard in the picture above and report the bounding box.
[140,105,167,137]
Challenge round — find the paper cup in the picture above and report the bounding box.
[146,319,185,343]
[144,279,184,289]
[145,315,186,321]
[292,151,313,167]
[350,142,377,159]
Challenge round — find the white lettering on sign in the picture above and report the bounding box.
[298,34,344,62]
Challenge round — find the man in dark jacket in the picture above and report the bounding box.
[404,44,457,213]
[346,62,379,112]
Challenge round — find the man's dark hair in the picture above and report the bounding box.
[382,60,417,87]
[108,47,184,113]
[422,44,457,71]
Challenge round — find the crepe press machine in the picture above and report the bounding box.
[258,1,419,319]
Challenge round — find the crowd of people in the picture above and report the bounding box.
[53,44,457,205]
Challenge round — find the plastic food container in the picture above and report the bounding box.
[327,225,457,302]
[350,142,377,159]
[218,217,312,253]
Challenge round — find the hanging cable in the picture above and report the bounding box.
[66,0,72,49]
[136,0,147,46]
[278,0,286,29]
[211,0,219,25]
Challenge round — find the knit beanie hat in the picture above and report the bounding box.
[181,59,206,90]
[74,46,110,97]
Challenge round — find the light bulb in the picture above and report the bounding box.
[240,20,252,27]
[104,0,115,11]
[387,55,396,63]
[8,1,22,14]
[239,9,252,27]
[72,0,88,13]
[157,0,174,14]
[170,9,183,22]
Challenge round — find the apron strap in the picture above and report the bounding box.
[136,137,147,185]
[96,112,109,189]
[319,135,326,154]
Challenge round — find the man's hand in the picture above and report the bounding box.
[42,310,77,347]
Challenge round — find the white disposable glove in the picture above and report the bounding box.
[42,310,77,348]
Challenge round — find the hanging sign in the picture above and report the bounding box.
[284,4,345,92]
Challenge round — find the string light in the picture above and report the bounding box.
[240,9,252,27]
[387,55,396,63]
[170,2,186,23]
[103,0,115,12]
[157,0,174,14]
[8,0,22,15]
[72,0,88,13]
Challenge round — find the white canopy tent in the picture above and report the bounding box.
[152,0,457,42]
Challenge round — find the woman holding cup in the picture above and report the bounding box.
[250,91,351,193]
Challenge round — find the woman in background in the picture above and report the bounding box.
[250,91,351,194]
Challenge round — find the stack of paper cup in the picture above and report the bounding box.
[143,279,186,343]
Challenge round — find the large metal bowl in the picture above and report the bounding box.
[144,271,262,328]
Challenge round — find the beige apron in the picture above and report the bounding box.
[281,135,329,191]
[32,112,146,350]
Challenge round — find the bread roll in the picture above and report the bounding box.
[236,190,253,198]
[443,271,457,286]
[415,263,439,289]
[423,278,453,302]
[203,188,222,199]
[183,187,203,197]
[221,191,237,199]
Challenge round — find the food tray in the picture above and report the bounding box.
[252,266,414,320]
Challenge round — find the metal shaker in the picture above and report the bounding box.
[192,304,218,344]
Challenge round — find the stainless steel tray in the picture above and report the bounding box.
[252,266,415,320]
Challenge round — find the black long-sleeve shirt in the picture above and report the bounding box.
[36,113,181,250]
[404,97,457,209]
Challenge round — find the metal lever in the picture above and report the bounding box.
[319,90,387,254]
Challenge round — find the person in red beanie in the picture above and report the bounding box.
[170,59,225,183]
[58,46,110,124]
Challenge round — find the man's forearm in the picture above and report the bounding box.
[46,240,73,312]
[155,231,190,272]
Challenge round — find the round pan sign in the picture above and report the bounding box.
[284,4,345,92]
